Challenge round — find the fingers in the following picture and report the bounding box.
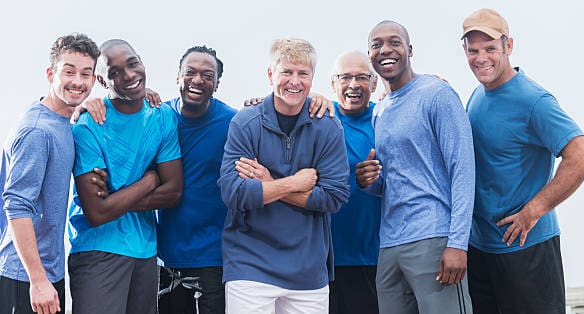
[145,88,162,108]
[243,97,263,107]
[367,148,375,160]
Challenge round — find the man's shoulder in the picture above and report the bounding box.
[231,103,261,126]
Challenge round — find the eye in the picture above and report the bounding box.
[486,47,497,53]
[202,73,215,81]
[370,42,381,49]
[390,40,401,47]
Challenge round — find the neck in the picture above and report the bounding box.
[180,98,210,119]
[386,69,416,92]
[110,97,143,114]
[339,103,368,116]
[41,92,75,118]
[273,96,304,116]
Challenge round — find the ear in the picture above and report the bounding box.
[330,76,337,93]
[267,67,274,86]
[371,75,378,93]
[96,75,108,89]
[214,79,221,92]
[176,72,180,85]
[408,44,413,58]
[505,37,514,55]
[46,67,54,83]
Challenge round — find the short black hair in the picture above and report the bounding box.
[49,33,100,69]
[179,45,223,79]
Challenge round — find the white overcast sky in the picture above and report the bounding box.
[1,0,583,287]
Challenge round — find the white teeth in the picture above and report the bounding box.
[188,86,202,94]
[67,89,83,94]
[380,59,397,66]
[125,80,140,90]
[345,93,361,98]
[286,89,301,93]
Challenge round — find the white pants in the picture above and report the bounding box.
[225,280,329,314]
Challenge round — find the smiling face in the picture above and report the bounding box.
[331,52,377,116]
[268,58,313,115]
[98,43,146,102]
[463,31,515,90]
[368,21,414,91]
[178,51,218,117]
[47,50,96,111]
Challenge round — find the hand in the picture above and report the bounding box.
[236,157,273,181]
[355,149,382,188]
[243,97,264,107]
[143,170,161,191]
[73,97,106,125]
[91,168,109,198]
[145,88,162,108]
[291,168,318,192]
[436,247,467,285]
[496,204,543,246]
[30,278,60,314]
[308,92,335,118]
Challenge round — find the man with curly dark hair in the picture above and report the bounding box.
[0,33,99,314]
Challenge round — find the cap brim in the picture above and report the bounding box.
[461,26,502,40]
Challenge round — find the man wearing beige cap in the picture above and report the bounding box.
[462,8,584,313]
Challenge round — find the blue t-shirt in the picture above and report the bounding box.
[332,102,381,266]
[157,97,236,268]
[68,98,181,258]
[467,69,583,253]
[0,101,74,282]
[369,75,475,250]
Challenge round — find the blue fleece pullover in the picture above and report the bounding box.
[218,93,350,290]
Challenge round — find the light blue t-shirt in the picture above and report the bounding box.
[467,69,583,253]
[369,75,475,250]
[68,98,180,258]
[0,101,74,282]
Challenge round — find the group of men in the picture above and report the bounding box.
[1,7,583,314]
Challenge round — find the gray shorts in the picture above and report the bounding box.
[68,251,157,314]
[376,237,472,314]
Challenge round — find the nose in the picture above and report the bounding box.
[192,73,204,84]
[379,42,393,55]
[348,76,361,88]
[289,73,300,86]
[122,68,134,81]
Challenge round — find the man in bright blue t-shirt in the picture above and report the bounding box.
[68,39,183,314]
[461,9,584,313]
[328,51,381,314]
[156,45,236,314]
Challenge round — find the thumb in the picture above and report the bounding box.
[367,148,375,160]
[436,259,444,281]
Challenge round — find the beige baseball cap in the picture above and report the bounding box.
[462,8,509,39]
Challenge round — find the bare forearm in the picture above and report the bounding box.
[281,191,311,208]
[133,181,182,210]
[78,173,158,226]
[527,156,584,215]
[8,218,48,283]
[262,177,299,204]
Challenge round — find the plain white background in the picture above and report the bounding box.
[1,0,582,288]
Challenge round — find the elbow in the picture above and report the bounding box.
[167,190,183,208]
[84,210,108,227]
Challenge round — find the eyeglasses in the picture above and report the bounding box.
[335,74,373,83]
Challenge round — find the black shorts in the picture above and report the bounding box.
[0,275,65,314]
[468,236,565,314]
[158,266,225,314]
[329,265,378,314]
